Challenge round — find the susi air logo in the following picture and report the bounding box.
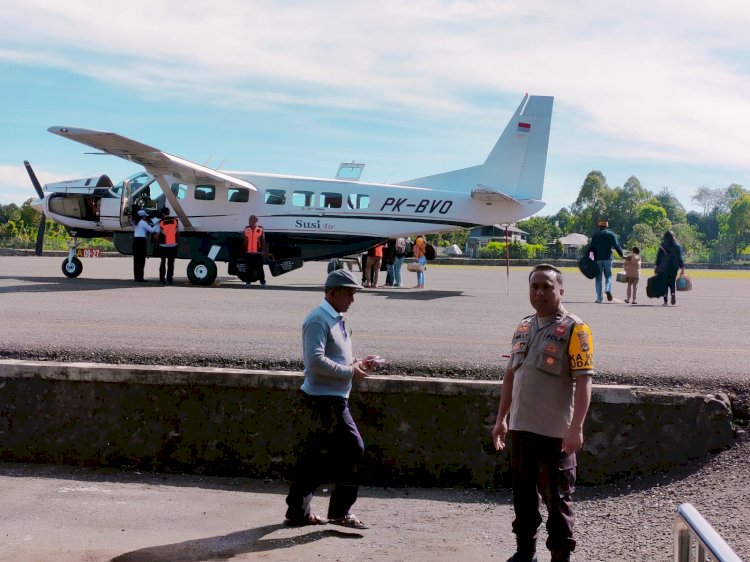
[295,219,335,231]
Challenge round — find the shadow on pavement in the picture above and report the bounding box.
[110,523,363,561]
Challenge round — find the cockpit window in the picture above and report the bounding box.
[112,171,153,196]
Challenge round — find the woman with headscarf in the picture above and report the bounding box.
[654,230,685,306]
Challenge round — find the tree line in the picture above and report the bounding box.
[432,171,750,264]
[3,171,749,263]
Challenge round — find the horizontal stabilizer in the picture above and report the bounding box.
[471,187,519,204]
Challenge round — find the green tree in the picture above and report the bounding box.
[625,223,659,251]
[726,194,750,257]
[606,176,652,241]
[636,202,671,234]
[516,216,562,245]
[653,187,687,225]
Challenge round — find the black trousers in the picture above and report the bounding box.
[159,246,177,282]
[509,430,577,554]
[133,237,147,281]
[285,393,365,521]
[245,252,265,283]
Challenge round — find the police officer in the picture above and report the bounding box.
[492,264,594,562]
[156,207,179,285]
[133,209,158,282]
[243,215,266,288]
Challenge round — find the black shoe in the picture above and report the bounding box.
[606,291,612,301]
[551,551,571,562]
[506,554,538,562]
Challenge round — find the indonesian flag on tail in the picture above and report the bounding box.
[517,122,531,132]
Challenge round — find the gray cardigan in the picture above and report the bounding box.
[300,300,355,398]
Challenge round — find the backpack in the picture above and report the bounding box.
[424,243,436,261]
[395,237,407,256]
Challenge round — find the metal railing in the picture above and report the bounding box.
[674,503,743,561]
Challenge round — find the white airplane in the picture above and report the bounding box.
[27,94,554,285]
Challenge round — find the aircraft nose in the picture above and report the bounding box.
[31,198,45,213]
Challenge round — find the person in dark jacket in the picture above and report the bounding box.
[586,220,624,303]
[654,230,685,306]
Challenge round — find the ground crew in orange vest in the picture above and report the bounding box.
[243,214,266,288]
[157,207,179,285]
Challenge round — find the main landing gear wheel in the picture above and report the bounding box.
[61,256,83,278]
[187,258,217,286]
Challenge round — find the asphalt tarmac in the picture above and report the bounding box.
[1,256,749,398]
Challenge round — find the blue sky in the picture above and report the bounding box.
[1,0,749,216]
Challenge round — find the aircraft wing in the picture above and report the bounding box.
[47,127,257,191]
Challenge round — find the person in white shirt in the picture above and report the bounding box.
[132,209,158,282]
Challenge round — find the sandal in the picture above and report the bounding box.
[329,514,369,529]
[283,513,327,527]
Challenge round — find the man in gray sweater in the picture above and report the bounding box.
[284,269,379,529]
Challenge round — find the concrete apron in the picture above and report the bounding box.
[0,360,735,486]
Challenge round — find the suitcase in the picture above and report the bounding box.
[578,256,598,279]
[616,271,628,283]
[646,275,668,298]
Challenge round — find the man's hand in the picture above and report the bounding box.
[360,354,383,371]
[562,425,584,454]
[352,361,369,382]
[492,417,508,451]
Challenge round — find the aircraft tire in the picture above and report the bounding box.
[187,258,217,286]
[61,256,83,278]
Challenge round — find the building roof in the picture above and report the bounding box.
[558,233,589,246]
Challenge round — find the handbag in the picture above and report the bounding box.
[676,274,692,291]
[406,263,424,272]
[615,271,628,283]
[578,256,598,279]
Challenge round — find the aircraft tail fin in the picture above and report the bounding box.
[397,94,553,201]
[477,94,553,201]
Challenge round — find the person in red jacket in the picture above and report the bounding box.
[243,215,266,288]
[156,207,179,285]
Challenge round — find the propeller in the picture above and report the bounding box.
[23,160,47,256]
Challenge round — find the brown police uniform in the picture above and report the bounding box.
[506,306,594,557]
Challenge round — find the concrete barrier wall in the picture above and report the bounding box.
[0,360,735,486]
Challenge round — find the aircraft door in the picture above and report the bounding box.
[119,179,132,228]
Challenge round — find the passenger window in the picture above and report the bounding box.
[292,191,315,207]
[171,183,187,200]
[264,189,286,205]
[320,192,342,208]
[194,185,216,201]
[228,187,250,203]
[347,193,370,209]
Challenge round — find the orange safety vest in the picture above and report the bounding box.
[160,218,179,245]
[244,225,264,253]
